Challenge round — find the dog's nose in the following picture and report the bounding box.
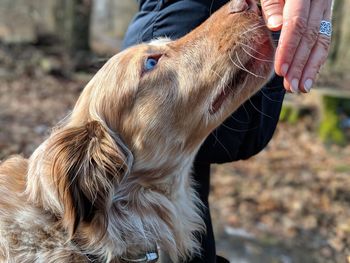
[229,0,260,14]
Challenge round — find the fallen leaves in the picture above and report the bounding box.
[211,117,350,262]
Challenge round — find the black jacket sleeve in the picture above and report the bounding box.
[122,0,285,164]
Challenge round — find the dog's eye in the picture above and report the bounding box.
[144,55,161,72]
[144,58,158,71]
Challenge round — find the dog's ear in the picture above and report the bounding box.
[47,120,132,236]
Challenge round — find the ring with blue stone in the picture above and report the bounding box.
[319,20,332,37]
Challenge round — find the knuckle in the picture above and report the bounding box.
[306,63,320,76]
[318,36,332,52]
[304,26,319,45]
[289,16,308,36]
[315,64,323,76]
[319,53,328,65]
[288,64,304,78]
[262,0,281,10]
[291,67,303,78]
[307,56,327,76]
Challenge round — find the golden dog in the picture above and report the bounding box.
[0,1,274,262]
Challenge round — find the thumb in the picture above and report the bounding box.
[261,0,284,31]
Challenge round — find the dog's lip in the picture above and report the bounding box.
[209,39,273,115]
[209,85,233,115]
[209,69,246,115]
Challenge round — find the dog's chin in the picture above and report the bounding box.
[209,45,274,115]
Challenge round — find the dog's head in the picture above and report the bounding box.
[27,1,274,261]
[69,2,274,165]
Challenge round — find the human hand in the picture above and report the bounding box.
[260,0,333,93]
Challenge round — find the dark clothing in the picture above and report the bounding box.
[122,1,285,262]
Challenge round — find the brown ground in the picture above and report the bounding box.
[1,44,349,262]
[211,119,350,262]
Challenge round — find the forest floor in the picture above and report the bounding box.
[1,44,350,263]
[211,119,350,263]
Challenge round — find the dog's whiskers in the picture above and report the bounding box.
[241,24,267,36]
[210,68,224,80]
[259,87,284,102]
[241,47,274,63]
[248,98,273,119]
[228,53,246,75]
[221,123,258,132]
[230,51,264,78]
[211,130,233,160]
[229,114,250,124]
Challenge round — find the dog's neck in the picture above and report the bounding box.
[26,142,204,262]
[104,153,203,261]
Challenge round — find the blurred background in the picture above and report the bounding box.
[0,0,349,262]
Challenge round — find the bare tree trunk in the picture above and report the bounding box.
[55,0,91,53]
[328,0,344,65]
[90,0,138,54]
[326,0,350,75]
[335,0,350,72]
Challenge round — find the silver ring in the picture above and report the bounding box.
[319,20,332,37]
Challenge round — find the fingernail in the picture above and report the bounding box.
[291,79,299,93]
[304,79,313,92]
[281,64,289,76]
[267,15,283,29]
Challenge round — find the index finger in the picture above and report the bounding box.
[274,0,311,77]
